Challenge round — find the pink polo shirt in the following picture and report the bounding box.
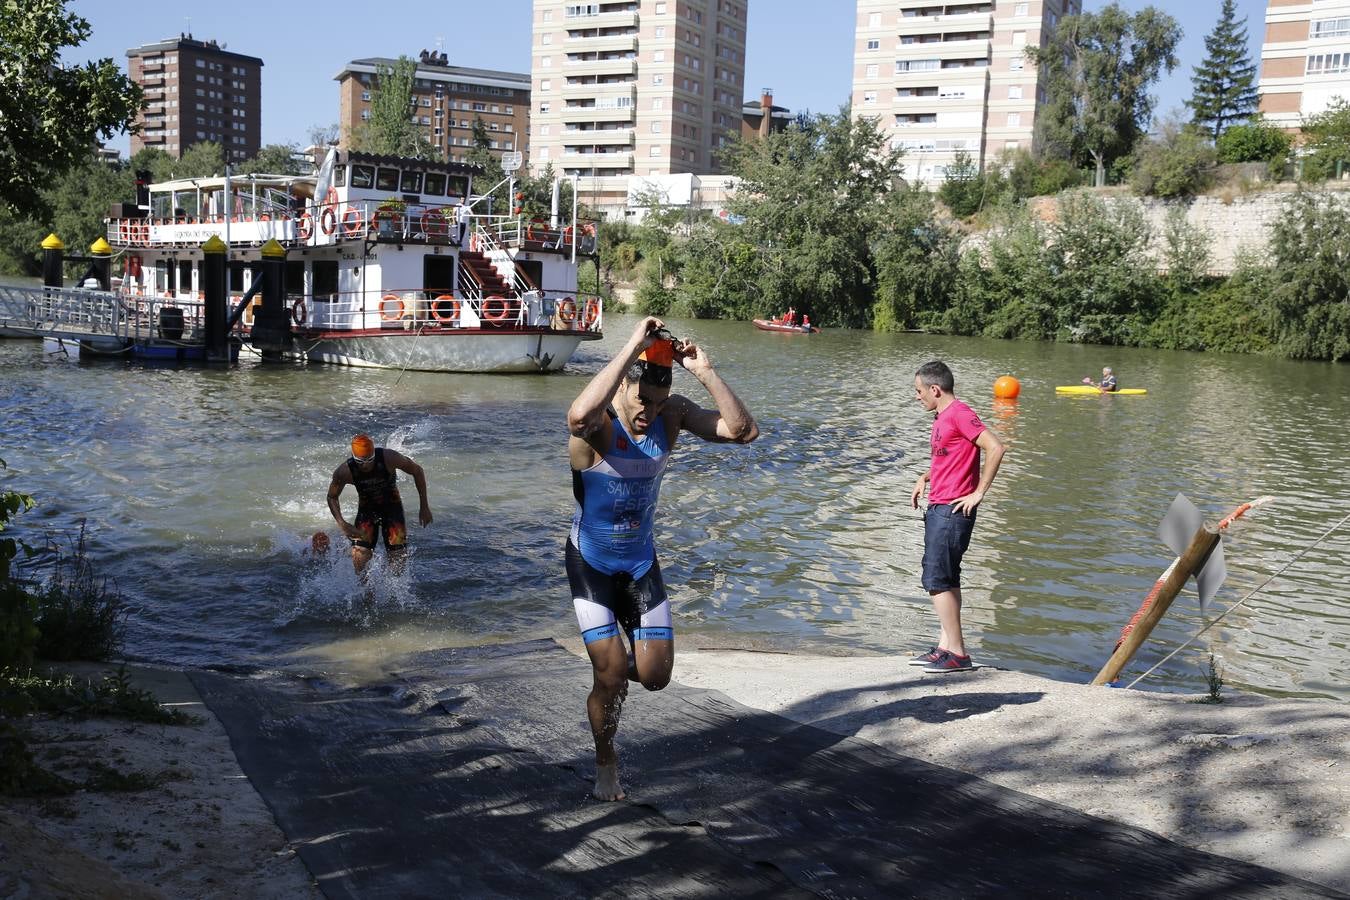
[928,399,986,504]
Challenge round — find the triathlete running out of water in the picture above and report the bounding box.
[566,317,759,801]
[326,434,432,578]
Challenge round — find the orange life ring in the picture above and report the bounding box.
[557,297,576,323]
[342,207,364,237]
[431,294,460,322]
[380,294,404,321]
[319,207,337,236]
[582,222,596,238]
[421,208,448,237]
[297,212,313,240]
[324,187,339,210]
[292,298,307,325]
[481,295,512,321]
[583,298,600,327]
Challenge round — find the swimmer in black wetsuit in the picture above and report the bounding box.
[326,433,432,578]
[567,317,759,801]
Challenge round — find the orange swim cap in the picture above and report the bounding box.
[639,339,675,368]
[350,434,375,461]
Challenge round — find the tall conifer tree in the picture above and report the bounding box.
[1187,0,1259,141]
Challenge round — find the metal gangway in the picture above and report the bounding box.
[0,284,203,348]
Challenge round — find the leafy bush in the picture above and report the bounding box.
[1299,99,1350,182]
[939,151,986,218]
[1216,119,1292,167]
[1130,120,1217,198]
[1267,191,1350,360]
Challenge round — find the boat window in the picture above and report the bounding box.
[228,261,246,293]
[334,164,347,188]
[312,260,339,299]
[400,170,423,193]
[445,175,468,199]
[350,165,376,189]
[375,167,400,191]
[423,172,447,196]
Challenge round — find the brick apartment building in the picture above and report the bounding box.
[127,34,263,162]
[851,0,1080,186]
[1258,0,1350,133]
[335,52,530,166]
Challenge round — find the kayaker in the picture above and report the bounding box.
[1082,367,1119,392]
[908,361,1007,673]
[565,316,758,801]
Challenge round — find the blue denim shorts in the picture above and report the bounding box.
[921,503,977,593]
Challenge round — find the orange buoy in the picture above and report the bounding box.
[993,375,1021,399]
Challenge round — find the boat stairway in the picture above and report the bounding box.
[458,250,513,298]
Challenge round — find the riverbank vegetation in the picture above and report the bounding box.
[1,458,191,797]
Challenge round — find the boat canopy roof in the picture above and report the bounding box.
[342,150,482,177]
[150,173,314,194]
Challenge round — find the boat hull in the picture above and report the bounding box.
[299,329,597,373]
[753,319,818,334]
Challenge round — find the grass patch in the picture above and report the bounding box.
[0,666,198,725]
[32,525,127,662]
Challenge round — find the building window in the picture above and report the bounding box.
[542,56,552,67]
[866,64,879,79]
[1014,2,1028,15]
[540,101,550,112]
[1010,57,1024,70]
[650,145,661,156]
[1013,31,1027,48]
[1008,85,1023,100]
[866,39,879,50]
[1308,52,1350,74]
[895,59,939,72]
[655,1,666,13]
[863,91,877,104]
[1007,112,1022,127]
[655,26,665,38]
[651,121,662,132]
[653,74,664,85]
[868,12,881,27]
[541,79,551,91]
[1313,17,1350,39]
[654,50,666,62]
[543,9,552,21]
[542,33,552,45]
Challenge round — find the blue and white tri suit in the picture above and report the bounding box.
[567,408,674,645]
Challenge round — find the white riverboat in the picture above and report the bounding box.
[100,149,603,372]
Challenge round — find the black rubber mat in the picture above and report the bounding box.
[192,641,1345,899]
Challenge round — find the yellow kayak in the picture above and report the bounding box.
[1056,385,1147,395]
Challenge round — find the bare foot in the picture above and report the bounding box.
[593,762,625,801]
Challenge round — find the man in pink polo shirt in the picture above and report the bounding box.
[908,360,1007,673]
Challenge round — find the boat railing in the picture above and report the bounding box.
[0,284,214,344]
[293,287,602,334]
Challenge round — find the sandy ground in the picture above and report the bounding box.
[3,651,1346,896]
[671,649,1350,893]
[0,664,318,900]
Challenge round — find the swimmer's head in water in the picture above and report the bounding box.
[351,433,375,462]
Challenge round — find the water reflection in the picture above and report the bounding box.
[1,316,1346,699]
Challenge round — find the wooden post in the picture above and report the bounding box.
[1091,525,1221,686]
[201,235,228,364]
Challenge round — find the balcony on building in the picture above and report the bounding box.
[140,55,165,72]
[896,3,994,32]
[563,56,638,77]
[563,149,635,168]
[564,125,635,145]
[564,33,638,54]
[565,8,638,29]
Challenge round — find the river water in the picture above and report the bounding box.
[1,314,1346,699]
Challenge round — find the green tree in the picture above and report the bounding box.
[0,1,140,219]
[350,57,434,160]
[237,144,307,176]
[1129,115,1217,198]
[1186,0,1259,141]
[945,207,1057,339]
[1298,98,1350,181]
[938,151,985,218]
[1215,117,1292,168]
[719,107,906,327]
[465,117,508,213]
[873,187,961,330]
[1030,3,1182,187]
[1267,191,1350,360]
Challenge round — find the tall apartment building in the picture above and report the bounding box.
[127,35,263,162]
[1258,0,1350,132]
[336,53,530,166]
[852,0,1079,186]
[527,0,749,179]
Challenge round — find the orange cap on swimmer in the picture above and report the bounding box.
[350,434,375,461]
[639,339,675,368]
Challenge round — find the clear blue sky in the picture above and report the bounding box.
[67,0,1268,154]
